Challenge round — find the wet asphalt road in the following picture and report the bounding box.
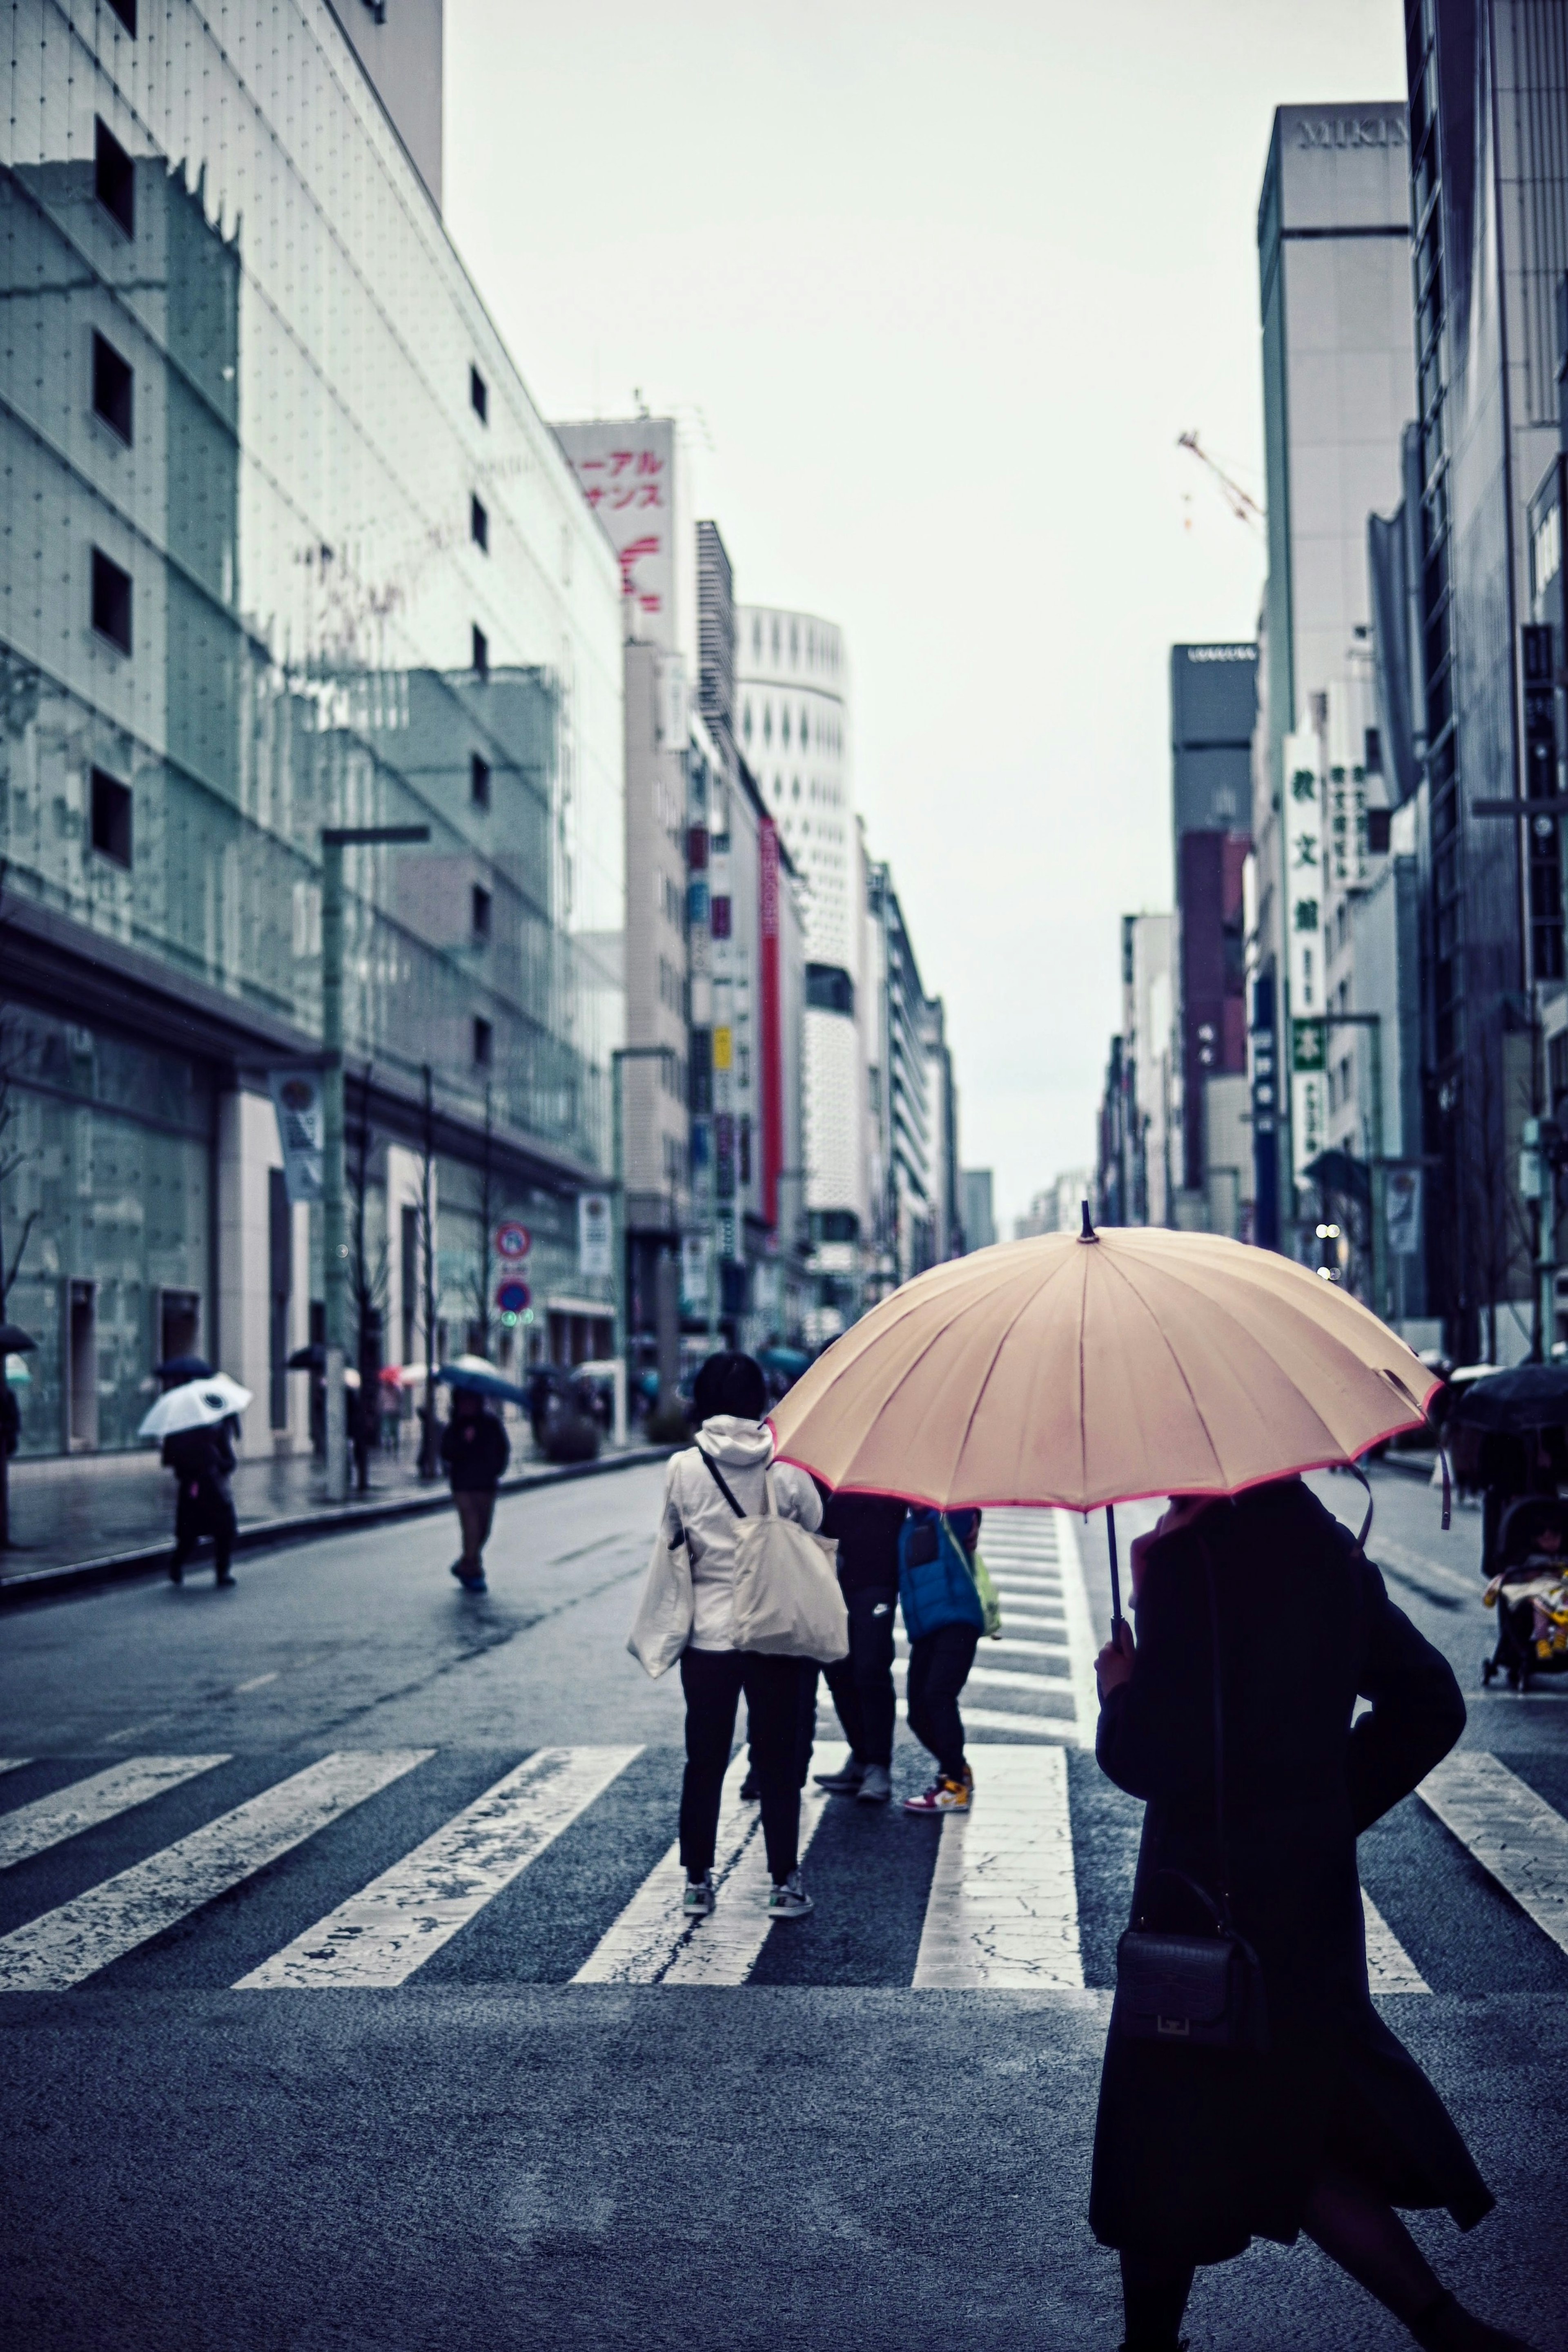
[0,1460,1564,2352]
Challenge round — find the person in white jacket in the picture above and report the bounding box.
[661,1351,824,1921]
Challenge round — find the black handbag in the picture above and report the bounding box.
[1113,1547,1269,2052]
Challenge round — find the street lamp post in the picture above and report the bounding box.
[610,1044,674,1449]
[321,825,429,1502]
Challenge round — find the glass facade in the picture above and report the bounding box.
[0,1,625,1445]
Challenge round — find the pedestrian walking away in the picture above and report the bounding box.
[1091,1478,1535,2352]
[898,1503,983,1814]
[657,1351,824,1922]
[440,1388,510,1593]
[814,1490,908,1804]
[164,1415,239,1589]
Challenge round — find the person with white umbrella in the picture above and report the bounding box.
[139,1375,251,1589]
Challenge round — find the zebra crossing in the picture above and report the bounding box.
[2,1726,1566,1997]
[2,1505,1567,1999]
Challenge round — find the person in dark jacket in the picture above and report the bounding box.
[1091,1478,1532,2352]
[164,1416,238,1587]
[439,1389,510,1592]
[898,1504,983,1815]
[812,1492,909,1804]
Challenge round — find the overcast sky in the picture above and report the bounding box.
[445,1,1408,1232]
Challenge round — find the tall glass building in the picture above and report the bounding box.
[0,0,625,1454]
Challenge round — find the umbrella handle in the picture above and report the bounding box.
[1107,1503,1122,1630]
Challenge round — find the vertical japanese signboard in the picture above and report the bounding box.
[759,818,783,1231]
[1285,730,1329,1188]
[552,418,686,660]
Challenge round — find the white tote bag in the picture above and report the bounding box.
[731,1470,849,1663]
[626,1527,694,1679]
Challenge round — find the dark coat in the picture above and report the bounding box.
[440,1407,510,1491]
[1090,1478,1492,2267]
[164,1422,237,1542]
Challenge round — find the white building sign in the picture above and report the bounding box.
[1285,730,1329,1189]
[578,1193,612,1280]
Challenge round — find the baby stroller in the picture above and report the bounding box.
[1481,1494,1568,1692]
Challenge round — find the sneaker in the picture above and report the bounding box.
[813,1758,865,1793]
[856,1762,893,1804]
[459,1571,487,1594]
[766,1868,813,1919]
[902,1774,972,1815]
[215,1570,235,1589]
[682,1873,715,1917]
[739,1770,761,1801]
[449,1558,470,1583]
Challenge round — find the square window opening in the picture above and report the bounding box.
[472,1016,494,1068]
[472,884,492,941]
[92,332,133,443]
[470,751,491,809]
[470,365,488,423]
[472,624,488,678]
[470,495,488,552]
[95,119,135,236]
[91,547,132,653]
[90,767,132,867]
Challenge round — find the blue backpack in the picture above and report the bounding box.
[898,1508,984,1642]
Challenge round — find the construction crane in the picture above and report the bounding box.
[1177,429,1265,532]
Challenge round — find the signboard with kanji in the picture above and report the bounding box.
[552,418,689,662]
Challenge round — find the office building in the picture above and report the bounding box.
[1252,102,1415,1260]
[735,604,864,1330]
[1393,4,1568,1358]
[1172,645,1256,1233]
[960,1170,996,1253]
[0,0,626,1456]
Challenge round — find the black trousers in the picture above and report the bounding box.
[822,1585,898,1766]
[172,1496,235,1578]
[905,1622,979,1779]
[680,1648,804,1884]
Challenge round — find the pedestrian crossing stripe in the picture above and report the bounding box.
[0,1741,1470,1997]
[0,1751,431,1992]
[238,1747,640,1989]
[0,1755,231,1872]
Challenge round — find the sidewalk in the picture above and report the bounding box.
[0,1433,669,1601]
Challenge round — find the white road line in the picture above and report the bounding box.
[951,1704,1074,1741]
[1361,1888,1429,1993]
[0,1751,431,1991]
[913,1745,1083,1988]
[890,1657,1077,1713]
[0,1760,33,1777]
[1421,1750,1568,1957]
[895,1632,1070,1663]
[575,1750,839,1986]
[0,1756,231,1871]
[238,1746,641,1988]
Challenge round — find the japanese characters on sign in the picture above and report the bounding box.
[1285,730,1329,1188]
[268,1070,324,1204]
[553,418,679,652]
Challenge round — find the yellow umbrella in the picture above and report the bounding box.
[771,1218,1439,1613]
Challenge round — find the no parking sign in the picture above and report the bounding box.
[495,1222,531,1261]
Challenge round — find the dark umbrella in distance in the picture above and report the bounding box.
[154,1353,213,1386]
[436,1360,530,1407]
[1446,1362,1568,1435]
[0,1325,36,1356]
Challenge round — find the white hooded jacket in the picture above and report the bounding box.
[661,1414,823,1652]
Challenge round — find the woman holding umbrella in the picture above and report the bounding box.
[767,1215,1534,2352]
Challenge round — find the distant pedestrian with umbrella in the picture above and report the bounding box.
[139,1373,252,1589]
[438,1362,512,1592]
[766,1212,1534,2351]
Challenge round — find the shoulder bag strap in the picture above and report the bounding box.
[1200,1541,1234,1928]
[699,1447,746,1518]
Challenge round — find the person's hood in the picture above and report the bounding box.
[697,1415,775,1469]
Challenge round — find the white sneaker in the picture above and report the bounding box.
[682,1873,715,1917]
[856,1763,893,1804]
[767,1868,813,1919]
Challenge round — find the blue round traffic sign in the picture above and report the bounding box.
[495,1278,531,1315]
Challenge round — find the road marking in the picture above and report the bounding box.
[913,1745,1083,1988]
[1360,1888,1428,1993]
[889,1656,1077,1714]
[0,1756,231,1871]
[575,1750,836,1986]
[0,1751,431,1991]
[1421,1750,1568,1957]
[238,1746,641,1988]
[234,1673,279,1694]
[0,1760,32,1777]
[1053,1512,1102,1747]
[895,1631,1071,1664]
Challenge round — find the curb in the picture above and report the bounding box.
[0,1444,675,1606]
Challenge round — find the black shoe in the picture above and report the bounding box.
[739,1771,761,1801]
[1411,2292,1541,2351]
[168,1557,183,1585]
[215,1569,235,1588]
